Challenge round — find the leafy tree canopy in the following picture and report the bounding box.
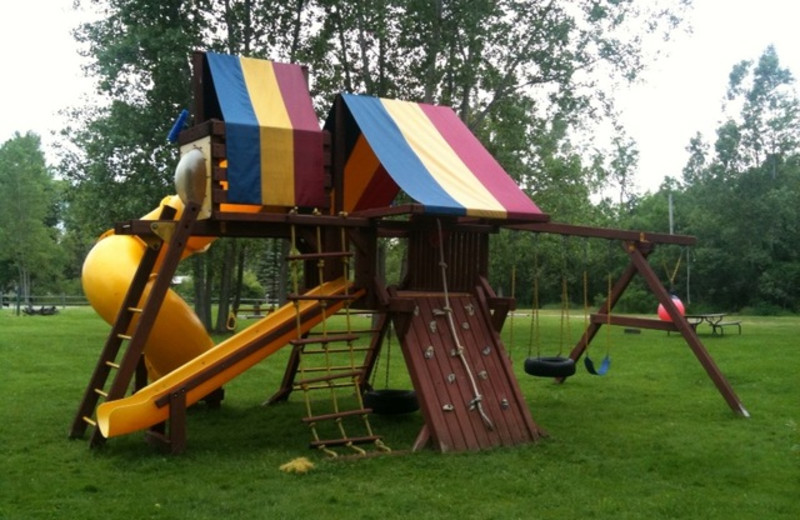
[0,132,64,302]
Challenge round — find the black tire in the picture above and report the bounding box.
[363,389,419,415]
[524,356,576,378]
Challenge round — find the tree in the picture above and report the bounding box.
[726,45,800,171]
[676,46,800,312]
[0,133,64,311]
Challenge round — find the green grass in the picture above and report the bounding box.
[1,307,798,519]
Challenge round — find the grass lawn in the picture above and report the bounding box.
[0,307,797,519]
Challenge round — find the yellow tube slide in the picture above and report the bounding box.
[82,195,215,380]
[97,278,360,438]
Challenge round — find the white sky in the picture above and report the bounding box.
[620,0,800,191]
[1,0,800,193]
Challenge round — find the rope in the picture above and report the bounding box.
[558,236,571,357]
[339,215,386,452]
[312,213,351,447]
[606,270,612,354]
[436,219,494,431]
[583,269,589,338]
[288,212,331,454]
[383,324,392,390]
[528,235,540,359]
[508,263,516,356]
[662,248,683,291]
[605,240,614,356]
[560,275,570,356]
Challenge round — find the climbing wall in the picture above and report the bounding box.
[394,291,544,452]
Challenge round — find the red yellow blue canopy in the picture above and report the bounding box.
[329,94,547,221]
[205,52,325,208]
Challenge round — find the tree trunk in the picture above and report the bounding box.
[232,241,245,314]
[330,5,353,92]
[423,0,443,104]
[278,239,290,305]
[193,256,212,330]
[355,2,373,93]
[214,240,235,333]
[289,0,305,62]
[17,265,31,313]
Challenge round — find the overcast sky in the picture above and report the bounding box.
[2,0,800,193]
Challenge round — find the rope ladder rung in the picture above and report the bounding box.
[286,251,353,261]
[301,409,372,423]
[302,346,370,355]
[290,333,360,346]
[309,435,382,448]
[287,294,357,302]
[295,370,362,386]
[297,364,368,374]
[295,381,359,391]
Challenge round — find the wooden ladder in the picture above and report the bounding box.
[69,203,201,449]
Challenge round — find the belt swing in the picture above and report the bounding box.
[583,240,612,376]
[524,234,576,378]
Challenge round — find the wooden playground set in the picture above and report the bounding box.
[69,52,748,456]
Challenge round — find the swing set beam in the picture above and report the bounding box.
[508,221,696,246]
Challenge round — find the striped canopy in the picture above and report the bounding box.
[205,52,326,207]
[330,93,547,221]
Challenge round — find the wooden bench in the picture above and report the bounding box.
[712,321,741,335]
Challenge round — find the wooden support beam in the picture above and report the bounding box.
[168,389,187,454]
[478,277,515,333]
[332,95,346,213]
[590,314,678,332]
[624,242,749,417]
[509,221,697,246]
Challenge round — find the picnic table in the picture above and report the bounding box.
[685,313,741,335]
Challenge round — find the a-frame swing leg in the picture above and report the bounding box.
[625,242,749,417]
[566,240,748,417]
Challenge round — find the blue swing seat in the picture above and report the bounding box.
[584,353,611,376]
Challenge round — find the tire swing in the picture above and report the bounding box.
[363,322,419,415]
[524,235,576,379]
[583,240,611,376]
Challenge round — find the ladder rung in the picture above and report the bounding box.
[105,361,120,369]
[307,328,379,335]
[127,307,143,313]
[286,251,353,261]
[82,416,97,427]
[302,409,373,423]
[290,333,359,346]
[303,347,370,354]
[288,294,356,302]
[117,333,132,340]
[301,382,358,391]
[300,365,368,373]
[295,370,362,386]
[310,435,382,448]
[94,388,108,397]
